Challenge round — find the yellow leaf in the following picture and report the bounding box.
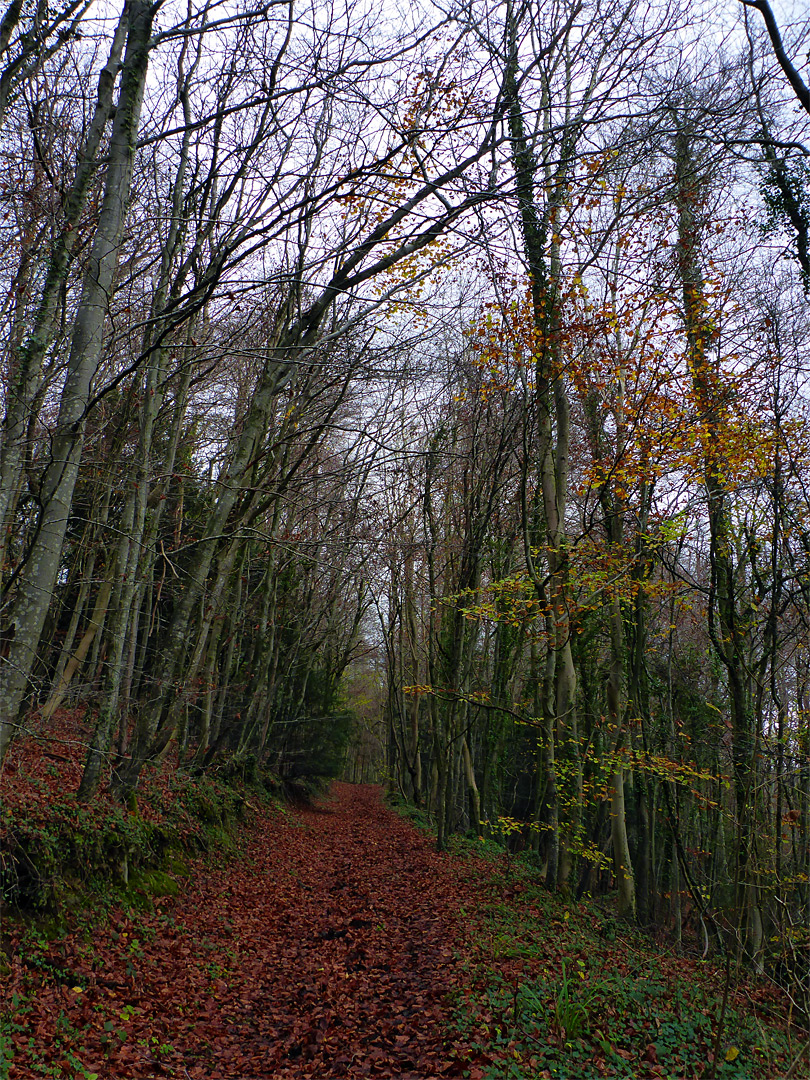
[725,1046,739,1063]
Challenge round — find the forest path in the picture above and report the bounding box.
[105,782,485,1079]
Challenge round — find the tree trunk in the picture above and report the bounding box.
[0,0,156,761]
[674,124,758,954]
[40,571,114,720]
[0,8,128,568]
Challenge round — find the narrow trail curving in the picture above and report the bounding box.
[89,783,487,1079]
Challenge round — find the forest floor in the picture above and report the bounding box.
[2,781,490,1079]
[2,771,807,1080]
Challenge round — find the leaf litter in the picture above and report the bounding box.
[3,782,489,1079]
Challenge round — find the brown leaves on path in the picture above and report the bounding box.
[5,783,489,1079]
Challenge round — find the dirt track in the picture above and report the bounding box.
[6,783,484,1079]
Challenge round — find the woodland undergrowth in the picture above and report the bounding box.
[0,722,806,1080]
[390,801,808,1080]
[0,708,291,915]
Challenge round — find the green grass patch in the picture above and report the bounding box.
[386,791,437,834]
[450,859,804,1080]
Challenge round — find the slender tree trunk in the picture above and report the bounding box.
[461,735,481,837]
[40,571,114,720]
[0,8,128,565]
[674,125,757,954]
[0,0,157,760]
[607,594,636,921]
[505,14,582,887]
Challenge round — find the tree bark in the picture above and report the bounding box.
[0,0,157,761]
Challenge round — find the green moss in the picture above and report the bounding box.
[115,884,154,913]
[2,762,283,920]
[161,849,191,878]
[130,870,180,898]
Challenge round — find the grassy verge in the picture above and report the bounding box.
[446,849,806,1080]
[1,767,273,915]
[385,790,438,835]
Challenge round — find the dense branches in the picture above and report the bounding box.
[2,0,810,1003]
